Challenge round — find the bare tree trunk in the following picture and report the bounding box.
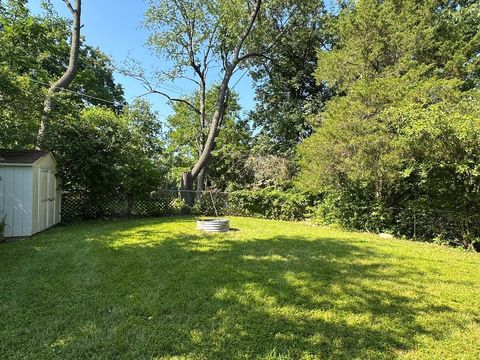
[190,68,233,180]
[36,0,82,149]
[181,171,194,206]
[195,77,207,203]
[195,165,207,203]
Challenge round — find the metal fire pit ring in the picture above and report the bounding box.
[196,218,230,232]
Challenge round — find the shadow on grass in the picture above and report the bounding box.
[0,218,463,359]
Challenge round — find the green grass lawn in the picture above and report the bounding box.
[1,217,479,359]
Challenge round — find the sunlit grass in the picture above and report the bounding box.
[1,216,479,359]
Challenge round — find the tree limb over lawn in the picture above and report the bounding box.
[37,0,82,149]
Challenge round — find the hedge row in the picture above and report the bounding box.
[228,188,316,221]
[61,188,479,250]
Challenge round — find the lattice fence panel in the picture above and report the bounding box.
[61,190,230,223]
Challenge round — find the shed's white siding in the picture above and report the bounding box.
[0,152,60,237]
[0,166,33,237]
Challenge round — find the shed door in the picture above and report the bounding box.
[47,171,56,228]
[38,170,48,231]
[38,169,56,231]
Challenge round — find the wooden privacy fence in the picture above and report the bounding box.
[61,190,230,223]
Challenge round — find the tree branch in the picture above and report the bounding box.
[62,0,75,15]
[37,0,81,148]
[203,24,218,69]
[236,6,298,66]
[232,0,262,65]
[236,51,272,63]
[178,74,200,85]
[117,65,203,115]
[149,89,200,115]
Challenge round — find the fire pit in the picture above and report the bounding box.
[196,218,230,232]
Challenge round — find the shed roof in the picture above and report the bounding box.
[0,150,50,164]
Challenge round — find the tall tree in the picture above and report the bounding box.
[299,0,480,196]
[315,0,480,93]
[37,0,82,148]
[0,1,124,149]
[249,0,332,154]
[142,0,293,203]
[296,0,480,240]
[165,86,251,192]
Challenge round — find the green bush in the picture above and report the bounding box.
[308,190,395,233]
[170,198,190,215]
[228,188,314,221]
[308,186,480,250]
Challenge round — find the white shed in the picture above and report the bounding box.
[0,150,61,237]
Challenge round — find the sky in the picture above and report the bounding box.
[27,0,256,119]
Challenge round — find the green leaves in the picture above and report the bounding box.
[145,0,266,75]
[297,0,480,241]
[0,2,125,149]
[228,187,313,220]
[315,0,480,92]
[249,1,331,153]
[164,86,251,189]
[51,101,165,196]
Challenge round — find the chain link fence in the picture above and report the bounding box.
[316,204,480,248]
[393,207,480,245]
[61,190,230,223]
[61,190,480,249]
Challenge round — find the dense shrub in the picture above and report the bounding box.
[308,190,395,232]
[296,0,480,251]
[309,187,480,249]
[298,68,480,248]
[228,188,314,221]
[170,198,190,215]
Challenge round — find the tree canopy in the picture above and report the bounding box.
[296,0,480,242]
[249,0,332,154]
[0,1,163,199]
[0,1,125,149]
